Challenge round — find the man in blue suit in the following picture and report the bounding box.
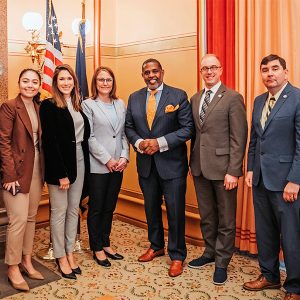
[243,54,300,300]
[125,58,194,277]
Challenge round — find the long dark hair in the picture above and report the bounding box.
[18,68,41,104]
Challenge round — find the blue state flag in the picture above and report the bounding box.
[75,20,89,99]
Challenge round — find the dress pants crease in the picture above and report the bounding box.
[87,172,123,251]
[48,144,85,258]
[139,161,187,261]
[253,178,300,294]
[3,150,42,265]
[193,175,237,268]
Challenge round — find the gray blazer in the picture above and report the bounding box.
[82,98,129,174]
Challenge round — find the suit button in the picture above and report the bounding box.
[260,152,264,155]
[22,149,25,153]
[261,138,265,141]
[113,136,116,138]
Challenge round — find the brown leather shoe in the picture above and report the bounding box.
[138,248,165,262]
[284,293,300,300]
[168,260,183,277]
[243,274,281,291]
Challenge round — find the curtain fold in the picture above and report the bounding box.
[198,0,300,254]
[235,0,300,254]
[206,0,235,89]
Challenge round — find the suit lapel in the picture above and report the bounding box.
[114,100,123,134]
[95,99,116,131]
[137,88,149,130]
[263,85,290,132]
[202,84,226,124]
[61,106,75,136]
[34,101,42,150]
[151,85,170,129]
[16,96,34,141]
[193,90,204,130]
[254,94,267,135]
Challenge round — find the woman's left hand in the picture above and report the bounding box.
[114,158,128,172]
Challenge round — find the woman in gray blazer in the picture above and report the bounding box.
[82,66,129,267]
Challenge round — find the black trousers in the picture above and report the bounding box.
[138,163,187,261]
[253,177,300,295]
[87,172,123,251]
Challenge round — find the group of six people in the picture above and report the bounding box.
[0,53,299,300]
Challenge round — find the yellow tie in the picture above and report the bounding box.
[147,90,157,129]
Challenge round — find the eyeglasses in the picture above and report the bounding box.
[97,78,113,83]
[200,65,221,73]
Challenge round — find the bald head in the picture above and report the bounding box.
[200,54,223,89]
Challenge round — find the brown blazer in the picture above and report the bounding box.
[190,83,248,180]
[0,95,44,193]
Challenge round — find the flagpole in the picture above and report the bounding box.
[74,0,89,253]
[82,0,85,20]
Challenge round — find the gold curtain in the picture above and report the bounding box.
[235,0,300,254]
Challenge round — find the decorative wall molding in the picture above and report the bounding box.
[101,34,197,58]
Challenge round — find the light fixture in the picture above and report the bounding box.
[22,12,45,71]
[71,18,91,35]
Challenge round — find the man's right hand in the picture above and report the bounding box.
[245,171,253,187]
[139,140,149,151]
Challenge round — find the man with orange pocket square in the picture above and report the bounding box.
[125,58,194,277]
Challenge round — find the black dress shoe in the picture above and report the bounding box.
[104,250,124,260]
[93,253,111,267]
[55,259,77,280]
[72,266,82,275]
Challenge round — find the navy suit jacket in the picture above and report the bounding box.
[248,82,300,191]
[125,84,194,180]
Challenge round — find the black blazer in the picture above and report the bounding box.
[40,99,90,194]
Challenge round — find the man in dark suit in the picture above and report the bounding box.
[125,58,194,277]
[188,54,248,285]
[243,54,300,300]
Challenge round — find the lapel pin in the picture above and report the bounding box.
[283,95,287,98]
[218,94,222,98]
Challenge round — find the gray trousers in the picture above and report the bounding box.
[48,144,85,258]
[193,174,237,268]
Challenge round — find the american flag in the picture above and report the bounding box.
[42,0,63,94]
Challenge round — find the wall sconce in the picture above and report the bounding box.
[22,12,45,70]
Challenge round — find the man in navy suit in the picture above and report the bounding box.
[243,54,300,300]
[125,58,194,277]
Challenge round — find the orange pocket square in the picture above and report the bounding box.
[165,104,179,113]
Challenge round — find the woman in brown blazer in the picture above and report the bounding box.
[0,69,44,291]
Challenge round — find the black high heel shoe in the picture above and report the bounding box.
[93,252,111,268]
[103,250,124,260]
[55,259,77,279]
[72,266,82,275]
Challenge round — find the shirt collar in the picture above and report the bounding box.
[268,82,288,101]
[147,82,164,93]
[204,81,221,94]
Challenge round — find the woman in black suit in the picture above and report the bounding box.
[40,64,90,280]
